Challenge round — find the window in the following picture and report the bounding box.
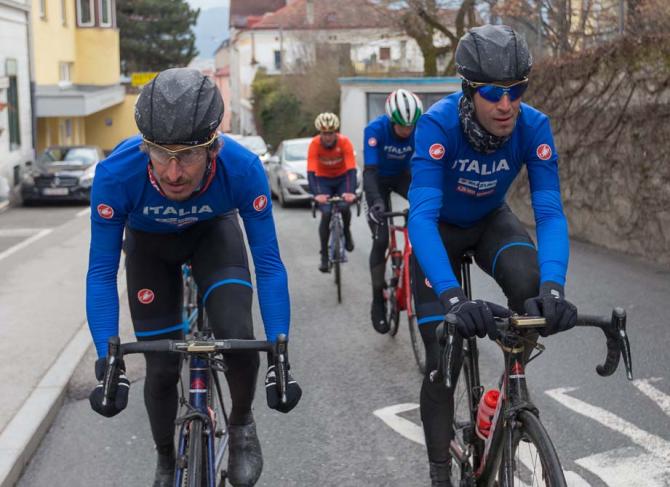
[61,0,67,25]
[379,47,391,61]
[6,59,21,151]
[77,0,95,27]
[59,62,73,87]
[39,0,47,19]
[99,0,112,27]
[274,50,282,71]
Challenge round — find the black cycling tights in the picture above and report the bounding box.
[124,214,259,450]
[319,204,352,255]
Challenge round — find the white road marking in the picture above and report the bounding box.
[373,403,425,446]
[633,377,670,415]
[76,207,91,217]
[546,386,670,486]
[0,228,48,238]
[0,229,53,262]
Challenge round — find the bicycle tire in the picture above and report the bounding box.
[387,286,400,336]
[498,410,567,487]
[332,222,343,304]
[407,265,425,373]
[186,419,207,487]
[450,355,478,484]
[209,366,229,487]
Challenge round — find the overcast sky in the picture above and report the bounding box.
[186,0,228,11]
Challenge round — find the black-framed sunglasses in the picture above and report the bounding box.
[467,78,529,103]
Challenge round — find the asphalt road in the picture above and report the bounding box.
[10,199,670,486]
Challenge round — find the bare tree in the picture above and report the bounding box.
[377,0,479,76]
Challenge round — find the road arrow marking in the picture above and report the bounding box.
[373,403,425,446]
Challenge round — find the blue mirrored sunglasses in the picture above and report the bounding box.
[468,78,529,103]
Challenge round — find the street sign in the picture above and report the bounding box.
[130,72,158,87]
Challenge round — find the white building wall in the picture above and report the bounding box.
[0,1,33,203]
[339,78,462,163]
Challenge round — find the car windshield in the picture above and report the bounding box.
[239,136,267,155]
[283,140,310,162]
[38,147,98,166]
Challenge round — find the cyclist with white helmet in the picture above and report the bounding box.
[308,112,358,272]
[364,89,423,333]
[85,68,301,487]
[408,25,577,485]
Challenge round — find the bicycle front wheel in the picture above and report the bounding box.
[387,285,400,337]
[185,419,207,487]
[498,410,566,487]
[407,277,425,374]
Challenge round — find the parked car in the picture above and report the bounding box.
[235,135,271,164]
[265,137,363,207]
[21,145,105,205]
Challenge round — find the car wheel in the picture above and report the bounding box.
[277,179,289,208]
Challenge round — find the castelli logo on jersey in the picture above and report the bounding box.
[368,137,377,147]
[97,204,114,219]
[137,289,155,304]
[253,195,268,212]
[429,143,445,160]
[424,278,433,289]
[536,144,552,160]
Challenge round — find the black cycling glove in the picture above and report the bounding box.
[367,199,386,226]
[89,356,130,418]
[439,288,511,340]
[524,281,578,337]
[265,351,302,413]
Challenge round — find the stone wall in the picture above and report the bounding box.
[510,35,670,266]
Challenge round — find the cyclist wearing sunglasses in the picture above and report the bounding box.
[85,68,301,487]
[363,89,423,333]
[308,112,358,272]
[407,25,577,486]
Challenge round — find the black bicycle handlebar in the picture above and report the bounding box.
[103,334,289,406]
[432,308,633,389]
[311,195,360,218]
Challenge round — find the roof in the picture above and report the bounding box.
[251,0,401,30]
[230,0,287,28]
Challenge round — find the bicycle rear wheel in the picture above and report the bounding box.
[498,410,566,487]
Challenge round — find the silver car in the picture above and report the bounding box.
[266,137,363,208]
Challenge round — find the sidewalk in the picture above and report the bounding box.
[0,212,124,486]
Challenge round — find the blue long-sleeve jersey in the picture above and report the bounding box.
[86,134,290,357]
[363,115,415,176]
[408,92,569,296]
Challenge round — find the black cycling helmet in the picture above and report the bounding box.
[135,68,224,146]
[455,24,533,83]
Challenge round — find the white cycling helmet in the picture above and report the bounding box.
[314,112,340,132]
[385,89,423,127]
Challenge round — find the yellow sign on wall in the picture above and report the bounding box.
[131,72,158,87]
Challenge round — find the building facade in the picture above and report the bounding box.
[31,0,131,154]
[0,0,33,205]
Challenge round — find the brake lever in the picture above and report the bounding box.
[102,336,121,407]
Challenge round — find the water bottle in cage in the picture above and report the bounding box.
[476,389,500,439]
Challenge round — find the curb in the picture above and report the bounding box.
[0,201,9,215]
[0,269,126,487]
[0,322,91,487]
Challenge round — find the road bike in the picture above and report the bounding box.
[378,208,425,374]
[101,332,288,486]
[312,195,360,303]
[433,253,634,486]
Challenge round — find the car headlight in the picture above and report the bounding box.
[79,172,94,188]
[286,172,299,182]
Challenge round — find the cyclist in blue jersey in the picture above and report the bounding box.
[364,89,423,333]
[85,68,301,487]
[407,26,577,486]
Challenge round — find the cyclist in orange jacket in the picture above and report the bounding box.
[307,112,357,272]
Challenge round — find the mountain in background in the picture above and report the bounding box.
[193,6,229,59]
